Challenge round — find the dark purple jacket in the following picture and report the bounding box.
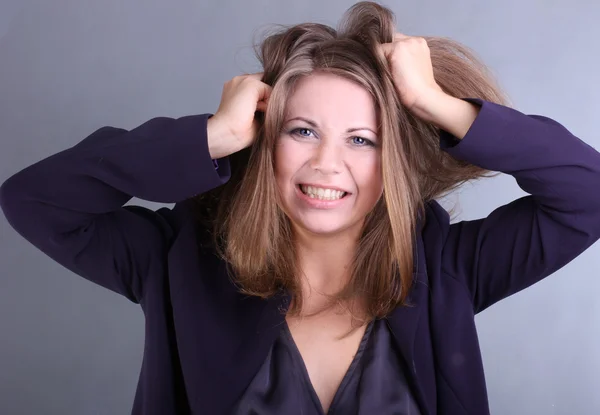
[2,99,600,414]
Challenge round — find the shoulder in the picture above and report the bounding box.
[166,199,218,248]
[418,199,457,286]
[421,199,451,244]
[128,199,216,259]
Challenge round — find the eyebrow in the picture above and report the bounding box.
[285,117,378,135]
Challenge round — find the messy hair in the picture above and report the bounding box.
[193,1,507,320]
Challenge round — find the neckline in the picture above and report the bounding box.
[282,319,376,414]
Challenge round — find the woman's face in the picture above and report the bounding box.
[274,72,383,239]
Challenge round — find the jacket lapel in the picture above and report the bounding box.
[167,221,288,414]
[386,215,437,415]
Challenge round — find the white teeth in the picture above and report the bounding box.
[300,185,346,200]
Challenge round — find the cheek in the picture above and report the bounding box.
[355,156,383,202]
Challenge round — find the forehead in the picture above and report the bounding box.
[284,72,377,129]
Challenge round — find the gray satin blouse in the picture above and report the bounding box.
[233,318,422,414]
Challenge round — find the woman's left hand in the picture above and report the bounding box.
[379,33,480,139]
[378,33,444,112]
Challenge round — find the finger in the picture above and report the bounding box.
[378,42,394,59]
[256,81,272,102]
[256,100,268,112]
[245,72,264,80]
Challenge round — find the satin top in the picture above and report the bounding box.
[233,318,423,414]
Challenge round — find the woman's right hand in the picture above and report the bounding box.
[207,73,272,159]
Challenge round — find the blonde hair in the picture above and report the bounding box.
[192,1,507,320]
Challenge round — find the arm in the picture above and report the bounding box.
[0,114,230,303]
[434,98,600,313]
[408,90,481,140]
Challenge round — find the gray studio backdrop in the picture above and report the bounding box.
[1,0,599,414]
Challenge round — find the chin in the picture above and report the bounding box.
[292,216,360,238]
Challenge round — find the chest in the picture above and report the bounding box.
[285,313,368,413]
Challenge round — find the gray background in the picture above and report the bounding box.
[1,0,598,413]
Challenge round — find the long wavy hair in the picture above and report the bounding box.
[192,1,507,320]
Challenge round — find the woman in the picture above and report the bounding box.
[2,2,599,414]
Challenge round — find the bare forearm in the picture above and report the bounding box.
[410,90,480,140]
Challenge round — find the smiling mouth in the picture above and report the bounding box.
[298,184,349,201]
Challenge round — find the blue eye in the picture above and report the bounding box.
[290,128,314,138]
[351,136,374,147]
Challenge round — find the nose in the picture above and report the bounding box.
[309,140,343,175]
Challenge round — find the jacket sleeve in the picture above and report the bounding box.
[0,114,230,304]
[439,99,600,314]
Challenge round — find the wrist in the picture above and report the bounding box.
[408,88,452,124]
[206,115,231,159]
[410,90,479,140]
